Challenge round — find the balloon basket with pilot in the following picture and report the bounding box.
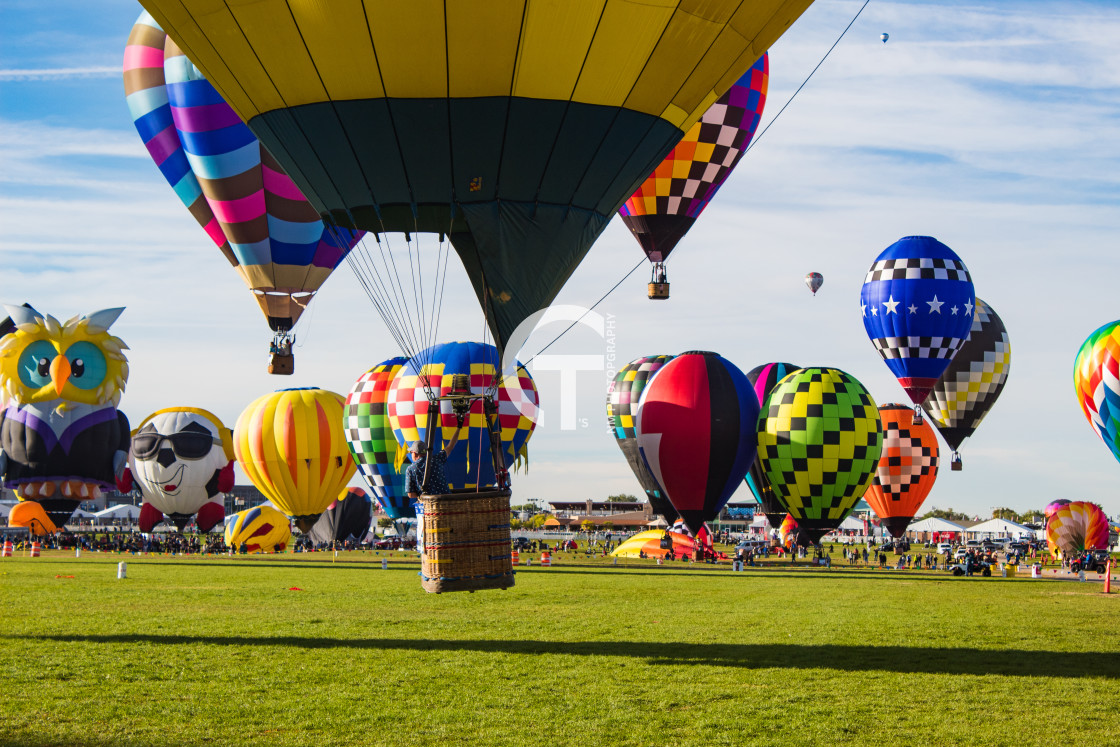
[414,380,515,594]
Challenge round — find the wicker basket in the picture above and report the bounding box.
[419,489,515,593]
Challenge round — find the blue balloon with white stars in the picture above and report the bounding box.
[860,236,975,406]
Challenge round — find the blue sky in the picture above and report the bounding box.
[2,1,1120,519]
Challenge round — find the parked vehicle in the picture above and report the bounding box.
[950,559,992,577]
[1070,550,1111,574]
[937,543,952,555]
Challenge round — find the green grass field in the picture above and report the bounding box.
[1,549,1117,747]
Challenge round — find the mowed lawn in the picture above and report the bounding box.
[1,550,1117,747]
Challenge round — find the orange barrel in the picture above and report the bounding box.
[1,540,12,557]
[511,549,520,565]
[540,551,551,567]
[30,542,41,558]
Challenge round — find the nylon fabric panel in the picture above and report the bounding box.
[251,110,341,216]
[291,0,384,102]
[536,104,622,207]
[227,0,330,107]
[701,353,745,517]
[497,98,566,202]
[450,98,508,204]
[573,109,678,212]
[512,1,603,101]
[391,99,454,205]
[447,1,522,98]
[572,0,677,108]
[336,100,413,209]
[368,0,447,98]
[643,355,713,520]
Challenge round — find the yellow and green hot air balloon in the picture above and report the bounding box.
[234,388,356,533]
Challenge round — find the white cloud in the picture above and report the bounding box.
[0,67,119,81]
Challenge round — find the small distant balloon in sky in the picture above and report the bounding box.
[881,33,889,43]
[805,272,823,296]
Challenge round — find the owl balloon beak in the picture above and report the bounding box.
[50,355,71,395]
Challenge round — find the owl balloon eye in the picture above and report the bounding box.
[17,340,58,389]
[63,342,107,390]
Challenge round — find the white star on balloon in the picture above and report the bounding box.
[964,299,974,315]
[908,304,918,314]
[871,307,878,316]
[927,296,944,313]
[861,301,867,317]
[882,295,899,315]
[951,306,959,315]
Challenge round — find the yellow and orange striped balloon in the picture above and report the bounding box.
[234,388,356,532]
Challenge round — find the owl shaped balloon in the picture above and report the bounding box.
[0,305,131,532]
[121,408,235,533]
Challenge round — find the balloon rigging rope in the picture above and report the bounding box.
[744,0,872,156]
[519,2,871,367]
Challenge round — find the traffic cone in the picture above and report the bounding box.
[1,540,12,557]
[511,549,520,565]
[30,541,41,558]
[540,551,551,567]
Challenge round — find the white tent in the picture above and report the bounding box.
[94,504,142,520]
[964,517,1034,540]
[906,517,966,534]
[837,515,864,531]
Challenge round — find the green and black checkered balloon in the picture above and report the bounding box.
[757,367,883,542]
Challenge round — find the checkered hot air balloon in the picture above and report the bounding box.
[924,298,1010,470]
[757,368,883,544]
[863,404,939,539]
[1074,320,1120,466]
[386,342,538,490]
[634,351,759,536]
[860,236,975,407]
[234,388,356,533]
[123,13,360,362]
[343,357,412,520]
[1045,501,1109,558]
[619,54,768,291]
[607,355,677,523]
[743,362,801,529]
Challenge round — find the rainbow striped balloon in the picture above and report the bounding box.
[234,388,356,533]
[1074,320,1120,465]
[1045,501,1110,558]
[123,12,360,333]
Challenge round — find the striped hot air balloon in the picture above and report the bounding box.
[233,388,356,533]
[1045,501,1110,559]
[634,351,759,536]
[225,504,291,553]
[1074,320,1120,467]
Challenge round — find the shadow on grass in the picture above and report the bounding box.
[10,633,1117,678]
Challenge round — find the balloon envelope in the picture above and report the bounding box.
[123,12,360,333]
[344,357,412,519]
[863,404,939,539]
[387,342,538,490]
[925,298,1010,455]
[225,504,291,553]
[757,368,883,543]
[1045,501,1110,558]
[307,488,373,546]
[619,54,768,263]
[860,236,975,405]
[134,1,815,354]
[606,355,677,522]
[805,273,823,295]
[234,388,357,532]
[635,351,759,536]
[1073,320,1120,466]
[743,362,801,529]
[610,529,701,560]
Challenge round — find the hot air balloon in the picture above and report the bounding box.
[804,273,823,296]
[780,514,811,548]
[610,529,701,560]
[744,362,801,529]
[757,367,883,544]
[607,355,678,523]
[924,298,1010,470]
[1044,499,1071,519]
[307,488,374,547]
[233,388,356,533]
[133,0,815,366]
[1045,501,1110,559]
[881,33,890,43]
[225,504,291,553]
[863,404,939,539]
[634,351,759,536]
[343,357,412,520]
[387,343,538,491]
[123,13,361,375]
[1074,320,1120,467]
[619,54,769,299]
[860,236,975,416]
[124,407,235,533]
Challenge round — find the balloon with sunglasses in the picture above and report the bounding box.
[121,407,235,533]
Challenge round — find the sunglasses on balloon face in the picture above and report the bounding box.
[132,432,222,460]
